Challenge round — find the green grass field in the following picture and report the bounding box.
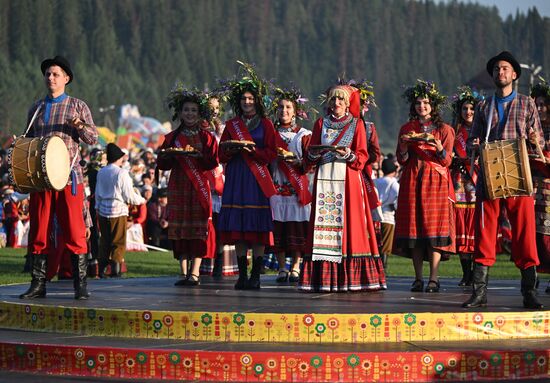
[0,247,524,285]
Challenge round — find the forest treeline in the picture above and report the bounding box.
[0,0,548,151]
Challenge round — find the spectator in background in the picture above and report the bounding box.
[129,158,146,186]
[84,148,105,278]
[96,143,146,278]
[373,158,400,269]
[146,187,169,249]
[141,148,156,168]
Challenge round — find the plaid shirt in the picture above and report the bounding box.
[469,92,543,147]
[26,94,98,184]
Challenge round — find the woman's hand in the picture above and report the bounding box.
[398,136,409,154]
[335,147,351,158]
[428,138,444,152]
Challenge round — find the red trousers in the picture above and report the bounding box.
[29,184,87,256]
[474,196,539,268]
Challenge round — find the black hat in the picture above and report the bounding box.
[486,51,521,79]
[106,143,125,163]
[41,55,73,84]
[381,158,397,175]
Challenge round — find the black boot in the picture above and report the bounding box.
[98,258,109,279]
[246,256,263,290]
[462,263,488,308]
[234,256,248,290]
[72,254,90,300]
[458,257,473,287]
[19,254,47,299]
[22,253,32,273]
[87,254,99,279]
[212,253,223,280]
[521,266,544,310]
[110,261,122,278]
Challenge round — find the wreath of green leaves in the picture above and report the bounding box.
[402,79,447,109]
[166,82,212,122]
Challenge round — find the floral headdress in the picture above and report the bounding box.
[319,76,377,116]
[268,85,316,122]
[166,82,212,122]
[530,77,550,101]
[345,79,377,113]
[451,85,484,118]
[402,79,447,110]
[218,61,271,116]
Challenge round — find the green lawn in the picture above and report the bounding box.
[0,247,524,285]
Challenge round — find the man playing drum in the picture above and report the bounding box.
[19,55,98,300]
[463,51,544,310]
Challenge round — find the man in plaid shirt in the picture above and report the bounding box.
[464,51,544,310]
[20,56,98,300]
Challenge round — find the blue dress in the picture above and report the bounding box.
[217,117,276,245]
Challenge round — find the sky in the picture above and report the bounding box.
[437,0,550,18]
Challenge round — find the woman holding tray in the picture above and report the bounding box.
[217,62,278,290]
[268,86,313,283]
[450,86,483,287]
[157,85,219,286]
[530,80,550,294]
[298,84,386,292]
[394,80,455,293]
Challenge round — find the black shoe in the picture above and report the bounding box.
[174,275,188,286]
[288,270,300,283]
[462,263,489,308]
[410,279,424,292]
[73,254,90,300]
[246,256,263,290]
[521,267,544,310]
[275,270,289,283]
[235,256,248,290]
[425,280,440,293]
[19,254,47,299]
[184,274,200,286]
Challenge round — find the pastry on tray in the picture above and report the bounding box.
[277,147,296,159]
[401,131,435,143]
[309,144,346,152]
[220,140,256,149]
[161,145,199,155]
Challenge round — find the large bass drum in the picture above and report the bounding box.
[480,138,533,199]
[7,136,71,193]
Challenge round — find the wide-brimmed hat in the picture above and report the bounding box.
[41,55,73,84]
[106,143,125,163]
[486,51,521,79]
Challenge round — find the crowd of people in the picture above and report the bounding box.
[2,51,549,310]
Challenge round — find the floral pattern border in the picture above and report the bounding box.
[0,302,549,343]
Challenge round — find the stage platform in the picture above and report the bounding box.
[0,276,549,382]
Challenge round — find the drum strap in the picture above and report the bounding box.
[23,104,42,137]
[481,97,495,229]
[483,97,495,144]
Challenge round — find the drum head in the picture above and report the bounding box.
[44,136,71,190]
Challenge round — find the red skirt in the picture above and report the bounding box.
[268,220,308,253]
[455,203,475,254]
[298,256,386,292]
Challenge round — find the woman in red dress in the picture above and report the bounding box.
[530,80,550,294]
[450,86,483,286]
[299,84,386,292]
[157,86,219,286]
[395,80,455,293]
